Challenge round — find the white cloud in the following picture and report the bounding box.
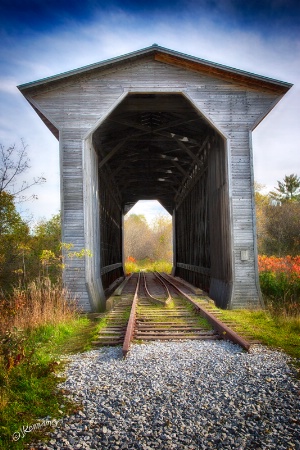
[0,78,21,94]
[1,10,299,221]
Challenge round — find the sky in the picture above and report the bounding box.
[0,0,299,224]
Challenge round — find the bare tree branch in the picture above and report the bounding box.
[0,140,46,202]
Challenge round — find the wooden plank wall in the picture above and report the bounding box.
[175,131,233,309]
[26,57,279,310]
[207,133,233,308]
[83,137,105,310]
[60,129,91,311]
[175,137,210,292]
[98,167,124,290]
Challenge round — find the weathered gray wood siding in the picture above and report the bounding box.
[207,134,233,308]
[83,136,105,310]
[59,129,90,310]
[25,57,281,310]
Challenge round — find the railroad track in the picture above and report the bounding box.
[92,272,252,357]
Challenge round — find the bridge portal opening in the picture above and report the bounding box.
[92,93,232,308]
[124,200,173,269]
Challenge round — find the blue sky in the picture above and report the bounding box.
[1,0,299,223]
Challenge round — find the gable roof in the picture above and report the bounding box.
[18,44,292,94]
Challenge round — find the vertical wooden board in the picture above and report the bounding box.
[29,59,280,134]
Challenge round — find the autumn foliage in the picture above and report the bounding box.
[258,255,300,314]
[258,255,300,275]
[126,256,136,263]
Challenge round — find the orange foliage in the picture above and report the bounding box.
[126,256,137,263]
[258,255,300,279]
[258,255,300,309]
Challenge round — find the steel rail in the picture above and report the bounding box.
[158,273,251,351]
[143,271,172,305]
[152,272,172,304]
[122,272,141,358]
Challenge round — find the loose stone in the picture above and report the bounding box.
[31,341,299,449]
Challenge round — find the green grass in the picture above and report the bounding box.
[136,297,212,329]
[125,259,172,274]
[211,307,300,359]
[0,316,98,450]
[179,298,212,329]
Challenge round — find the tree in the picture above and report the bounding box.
[151,215,172,261]
[254,183,271,254]
[124,213,173,262]
[263,202,300,256]
[0,141,48,290]
[255,178,300,256]
[124,214,153,260]
[0,141,46,202]
[269,174,300,203]
[27,214,62,282]
[0,192,30,290]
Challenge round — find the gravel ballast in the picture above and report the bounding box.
[33,341,299,449]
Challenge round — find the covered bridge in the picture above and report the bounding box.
[18,45,292,311]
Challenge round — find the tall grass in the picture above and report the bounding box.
[0,278,78,334]
[0,277,79,382]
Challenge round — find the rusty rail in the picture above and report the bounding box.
[153,272,172,304]
[122,272,141,358]
[159,273,251,351]
[142,271,172,305]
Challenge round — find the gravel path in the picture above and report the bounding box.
[33,341,299,450]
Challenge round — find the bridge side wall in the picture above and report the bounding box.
[59,129,91,310]
[174,133,210,292]
[83,136,105,310]
[26,57,280,310]
[98,166,124,291]
[207,134,233,308]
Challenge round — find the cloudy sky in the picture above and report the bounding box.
[1,0,299,223]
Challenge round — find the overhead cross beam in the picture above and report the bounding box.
[93,93,214,212]
[98,138,128,169]
[174,138,202,166]
[108,116,199,140]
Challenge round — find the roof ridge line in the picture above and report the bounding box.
[17,45,293,91]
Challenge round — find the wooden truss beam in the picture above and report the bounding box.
[98,138,128,169]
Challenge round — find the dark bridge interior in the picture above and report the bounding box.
[92,93,232,308]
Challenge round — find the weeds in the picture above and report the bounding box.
[0,277,78,334]
[125,257,172,274]
[0,319,91,450]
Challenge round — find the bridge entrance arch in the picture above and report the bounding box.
[18,45,292,311]
[85,93,232,309]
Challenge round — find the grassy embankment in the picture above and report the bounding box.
[204,305,300,360]
[205,255,300,360]
[0,279,102,450]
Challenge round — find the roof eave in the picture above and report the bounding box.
[17,44,293,94]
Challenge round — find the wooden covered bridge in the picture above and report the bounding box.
[18,45,291,312]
